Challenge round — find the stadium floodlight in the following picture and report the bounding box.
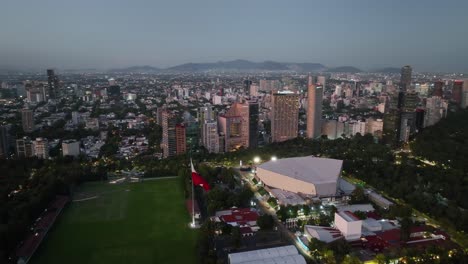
[271,156,277,161]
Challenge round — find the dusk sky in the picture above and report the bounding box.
[1,0,468,72]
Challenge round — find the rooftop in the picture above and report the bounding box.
[257,156,343,185]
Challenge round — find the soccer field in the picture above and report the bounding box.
[31,178,198,264]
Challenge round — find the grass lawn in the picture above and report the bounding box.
[31,178,198,264]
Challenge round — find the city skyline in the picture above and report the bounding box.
[2,0,468,72]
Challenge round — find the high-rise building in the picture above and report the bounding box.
[384,65,415,145]
[244,79,252,93]
[33,138,49,159]
[415,109,425,132]
[47,69,59,99]
[452,80,463,106]
[198,104,214,143]
[224,102,250,149]
[175,124,187,155]
[424,96,448,127]
[433,81,444,97]
[317,76,326,91]
[0,125,11,158]
[62,140,80,157]
[202,120,219,153]
[21,109,34,133]
[307,84,323,139]
[218,115,244,152]
[248,101,259,148]
[161,110,177,158]
[16,137,34,158]
[462,79,468,108]
[400,65,412,92]
[271,91,299,142]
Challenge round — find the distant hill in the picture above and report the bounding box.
[108,65,160,73]
[166,60,326,72]
[371,67,401,74]
[326,66,362,73]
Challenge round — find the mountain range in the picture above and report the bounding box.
[107,60,354,73]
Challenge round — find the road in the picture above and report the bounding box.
[235,168,313,260]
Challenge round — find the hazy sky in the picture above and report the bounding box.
[1,0,468,72]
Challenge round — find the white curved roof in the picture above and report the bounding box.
[304,225,343,243]
[257,156,342,185]
[228,245,306,264]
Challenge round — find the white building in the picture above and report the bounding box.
[228,245,306,264]
[212,95,222,105]
[33,138,49,159]
[334,211,362,241]
[256,156,343,197]
[62,140,80,157]
[202,120,219,153]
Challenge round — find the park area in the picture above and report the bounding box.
[31,178,198,264]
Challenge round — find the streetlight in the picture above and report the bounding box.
[253,156,260,164]
[271,156,277,161]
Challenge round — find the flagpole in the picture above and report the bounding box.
[191,163,195,227]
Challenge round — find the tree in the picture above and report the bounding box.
[276,206,288,222]
[322,250,337,264]
[257,214,274,230]
[375,253,388,264]
[327,238,350,263]
[349,186,367,204]
[231,226,241,249]
[342,255,361,264]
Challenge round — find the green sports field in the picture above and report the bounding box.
[32,178,198,264]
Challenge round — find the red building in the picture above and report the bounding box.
[175,124,186,155]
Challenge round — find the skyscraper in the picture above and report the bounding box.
[248,101,259,148]
[317,76,326,91]
[175,124,187,155]
[400,65,412,92]
[307,83,323,139]
[433,81,444,97]
[161,110,177,158]
[21,109,34,133]
[33,138,49,159]
[202,121,219,153]
[452,80,463,106]
[271,91,299,142]
[462,79,468,108]
[47,69,59,99]
[0,125,10,158]
[225,102,249,148]
[244,79,252,93]
[16,137,34,158]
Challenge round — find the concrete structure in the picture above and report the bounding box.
[62,140,80,157]
[462,79,468,108]
[175,123,186,155]
[334,211,362,241]
[33,138,49,159]
[256,156,342,197]
[228,245,306,264]
[271,91,299,142]
[307,84,323,139]
[270,189,306,205]
[21,109,34,133]
[424,96,448,127]
[47,69,59,99]
[161,110,176,158]
[202,120,219,153]
[16,137,34,158]
[304,225,343,243]
[452,80,463,106]
[218,115,244,152]
[0,125,10,158]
